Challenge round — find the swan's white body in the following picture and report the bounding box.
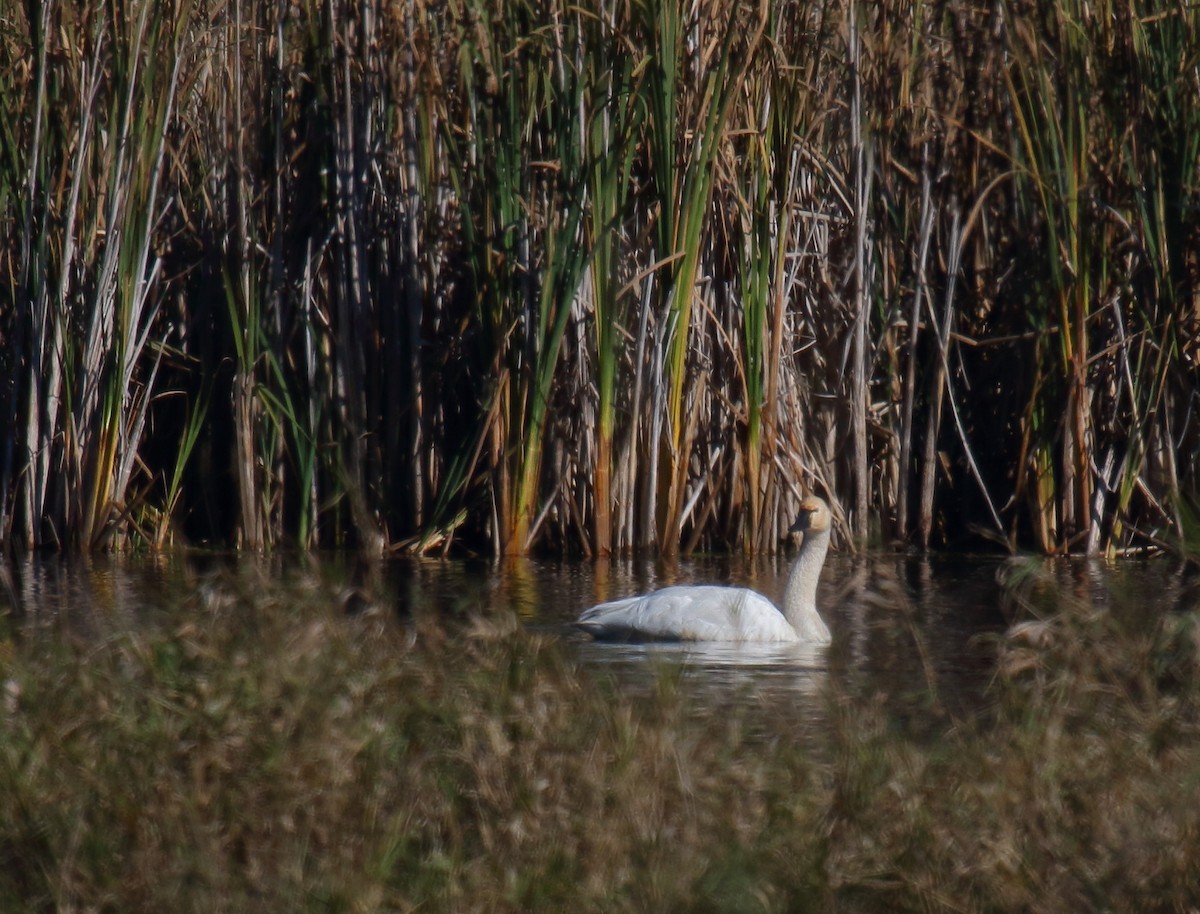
[576,496,833,644]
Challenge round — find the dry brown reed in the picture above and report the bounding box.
[1,0,1197,555]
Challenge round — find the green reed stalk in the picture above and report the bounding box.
[11,0,63,548]
[1110,1,1200,547]
[200,0,331,551]
[644,0,767,553]
[1004,0,1098,551]
[77,1,186,550]
[637,0,679,551]
[446,0,534,554]
[217,0,271,549]
[584,6,642,556]
[739,143,771,553]
[447,0,592,555]
[735,44,804,552]
[223,265,268,551]
[510,12,592,554]
[153,384,209,549]
[2,1,186,549]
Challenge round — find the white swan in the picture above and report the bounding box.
[576,496,834,643]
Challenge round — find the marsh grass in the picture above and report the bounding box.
[4,565,1200,912]
[2,0,1199,555]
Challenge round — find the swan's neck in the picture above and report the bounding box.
[782,528,831,640]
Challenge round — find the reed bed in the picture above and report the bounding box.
[1,0,1198,555]
[2,564,1200,911]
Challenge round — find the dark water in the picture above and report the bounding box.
[4,550,1197,729]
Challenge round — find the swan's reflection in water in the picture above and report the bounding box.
[575,638,827,696]
[572,637,832,744]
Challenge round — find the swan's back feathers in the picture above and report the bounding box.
[577,495,834,644]
[576,585,798,642]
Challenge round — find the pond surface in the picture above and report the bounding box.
[3,549,1197,731]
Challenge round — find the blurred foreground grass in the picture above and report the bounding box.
[2,566,1200,913]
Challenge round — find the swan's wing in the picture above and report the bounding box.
[576,586,796,642]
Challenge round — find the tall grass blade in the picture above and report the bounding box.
[585,5,642,556]
[644,0,767,553]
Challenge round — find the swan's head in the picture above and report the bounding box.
[789,495,831,536]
